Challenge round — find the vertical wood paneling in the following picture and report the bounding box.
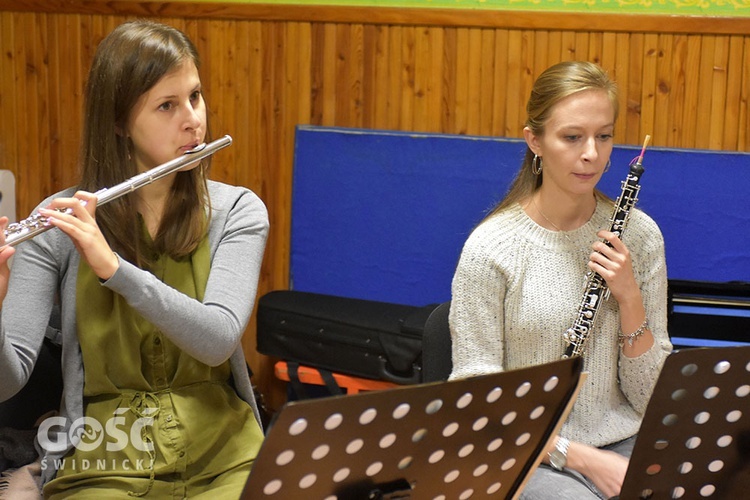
[244,21,264,194]
[490,28,509,137]
[477,29,494,135]
[639,34,659,145]
[695,36,716,149]
[612,33,630,140]
[682,36,702,148]
[625,34,645,145]
[723,36,743,151]
[453,28,469,134]
[414,26,443,133]
[0,13,18,186]
[399,26,415,130]
[309,22,324,126]
[708,36,729,150]
[740,38,750,150]
[54,16,83,189]
[207,19,236,183]
[321,23,337,125]
[505,30,523,136]
[2,9,749,408]
[386,26,403,129]
[518,31,535,136]
[653,34,673,148]
[441,27,457,132]
[15,14,32,209]
[575,32,590,60]
[464,28,482,135]
[361,24,377,130]
[665,35,685,147]
[560,31,576,60]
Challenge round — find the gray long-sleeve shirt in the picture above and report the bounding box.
[0,180,269,483]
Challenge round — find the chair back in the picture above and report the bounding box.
[421,301,452,382]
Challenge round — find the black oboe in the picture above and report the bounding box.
[562,135,650,358]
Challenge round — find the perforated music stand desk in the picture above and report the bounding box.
[620,345,750,499]
[241,356,584,499]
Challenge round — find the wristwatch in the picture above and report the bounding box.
[548,437,570,471]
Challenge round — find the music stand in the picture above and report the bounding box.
[620,345,750,499]
[241,356,584,499]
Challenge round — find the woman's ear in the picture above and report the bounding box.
[115,123,127,137]
[523,127,541,156]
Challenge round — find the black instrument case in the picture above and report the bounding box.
[257,290,439,385]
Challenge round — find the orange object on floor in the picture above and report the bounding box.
[274,361,398,395]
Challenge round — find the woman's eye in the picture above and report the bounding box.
[158,101,173,111]
[190,90,202,102]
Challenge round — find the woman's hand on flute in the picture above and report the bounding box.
[39,191,119,281]
[0,216,16,304]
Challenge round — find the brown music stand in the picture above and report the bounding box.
[619,345,750,499]
[241,356,584,499]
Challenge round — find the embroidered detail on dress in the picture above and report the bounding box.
[126,392,160,497]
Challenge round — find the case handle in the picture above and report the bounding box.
[378,357,421,385]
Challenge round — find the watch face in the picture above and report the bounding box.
[549,450,566,470]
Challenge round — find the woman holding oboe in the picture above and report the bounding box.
[449,61,673,499]
[0,20,267,498]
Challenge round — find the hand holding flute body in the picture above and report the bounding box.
[39,192,119,281]
[0,217,14,304]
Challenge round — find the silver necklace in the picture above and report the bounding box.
[532,195,571,242]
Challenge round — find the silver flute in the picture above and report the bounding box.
[1,135,232,250]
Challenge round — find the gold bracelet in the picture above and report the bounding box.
[618,319,649,347]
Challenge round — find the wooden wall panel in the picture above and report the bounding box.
[1,3,749,408]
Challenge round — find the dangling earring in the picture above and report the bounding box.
[604,160,611,172]
[531,155,543,175]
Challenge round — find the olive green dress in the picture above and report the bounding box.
[44,238,264,499]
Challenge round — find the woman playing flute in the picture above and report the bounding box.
[0,20,267,498]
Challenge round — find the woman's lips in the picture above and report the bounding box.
[574,172,597,180]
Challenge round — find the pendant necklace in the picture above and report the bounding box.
[532,195,572,242]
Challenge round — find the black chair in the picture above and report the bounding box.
[0,306,64,472]
[421,300,452,382]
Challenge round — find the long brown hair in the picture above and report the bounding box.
[485,61,619,220]
[78,20,211,267]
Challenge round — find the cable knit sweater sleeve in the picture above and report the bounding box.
[448,217,510,380]
[616,209,672,414]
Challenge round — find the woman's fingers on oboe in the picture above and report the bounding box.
[597,230,629,253]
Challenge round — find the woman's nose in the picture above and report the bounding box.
[183,102,203,130]
[582,137,599,162]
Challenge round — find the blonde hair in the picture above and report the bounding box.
[485,61,618,218]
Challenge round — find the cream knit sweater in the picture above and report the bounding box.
[449,200,673,447]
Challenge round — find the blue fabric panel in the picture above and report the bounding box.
[291,126,750,306]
